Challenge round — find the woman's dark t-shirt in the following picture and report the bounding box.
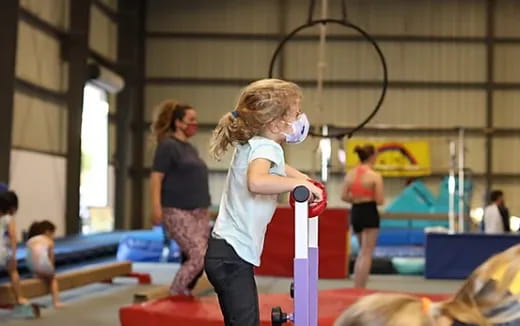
[152,137,210,210]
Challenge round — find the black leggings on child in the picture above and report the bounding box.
[204,237,259,326]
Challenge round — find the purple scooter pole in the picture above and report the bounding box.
[271,186,318,326]
[293,186,310,325]
[308,214,319,326]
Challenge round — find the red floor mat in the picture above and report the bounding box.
[120,288,450,326]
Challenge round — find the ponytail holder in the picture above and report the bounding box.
[231,111,239,118]
[421,297,432,314]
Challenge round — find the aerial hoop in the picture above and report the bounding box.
[268,18,388,139]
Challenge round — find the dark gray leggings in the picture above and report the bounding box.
[204,237,260,326]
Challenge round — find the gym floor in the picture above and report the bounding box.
[0,263,462,326]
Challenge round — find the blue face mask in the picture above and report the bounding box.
[283,113,310,144]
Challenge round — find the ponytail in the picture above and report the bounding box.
[27,220,56,239]
[209,111,253,160]
[151,100,192,143]
[28,222,42,239]
[354,144,376,163]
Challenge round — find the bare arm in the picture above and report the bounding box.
[150,172,165,224]
[248,159,322,201]
[285,164,308,180]
[341,175,353,203]
[48,242,55,266]
[374,173,384,205]
[8,219,17,257]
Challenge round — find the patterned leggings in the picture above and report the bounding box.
[163,207,210,295]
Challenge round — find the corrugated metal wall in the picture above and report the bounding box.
[493,0,520,215]
[143,0,520,227]
[11,0,121,234]
[14,0,119,157]
[5,0,520,232]
[14,0,69,155]
[10,0,70,236]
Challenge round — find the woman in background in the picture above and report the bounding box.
[150,100,211,296]
[341,145,384,288]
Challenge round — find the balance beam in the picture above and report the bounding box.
[133,272,214,303]
[0,261,135,305]
[134,286,170,303]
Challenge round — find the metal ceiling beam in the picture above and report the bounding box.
[484,0,496,203]
[92,0,119,23]
[115,0,146,230]
[145,77,520,90]
[146,31,520,45]
[0,0,20,183]
[14,78,67,105]
[19,7,67,41]
[65,0,91,235]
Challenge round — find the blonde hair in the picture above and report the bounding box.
[334,245,520,326]
[209,79,302,160]
[151,99,193,143]
[334,293,432,326]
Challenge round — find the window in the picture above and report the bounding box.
[80,83,110,234]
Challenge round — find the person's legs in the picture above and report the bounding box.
[182,254,203,290]
[186,209,210,290]
[205,238,259,326]
[205,253,232,326]
[351,207,364,287]
[33,253,62,307]
[353,228,378,288]
[353,231,362,285]
[164,208,208,295]
[48,276,62,308]
[6,257,27,304]
[37,273,62,308]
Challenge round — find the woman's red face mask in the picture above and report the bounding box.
[183,123,198,137]
[178,109,198,138]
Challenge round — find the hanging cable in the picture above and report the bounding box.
[316,0,328,120]
[341,0,348,22]
[307,0,317,23]
[268,0,388,140]
[316,0,331,183]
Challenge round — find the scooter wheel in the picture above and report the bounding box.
[271,306,288,326]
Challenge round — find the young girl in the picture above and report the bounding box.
[334,244,520,326]
[0,190,27,304]
[26,220,63,308]
[341,144,384,288]
[204,79,324,326]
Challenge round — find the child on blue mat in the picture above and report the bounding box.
[204,79,324,326]
[26,220,63,308]
[0,190,27,304]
